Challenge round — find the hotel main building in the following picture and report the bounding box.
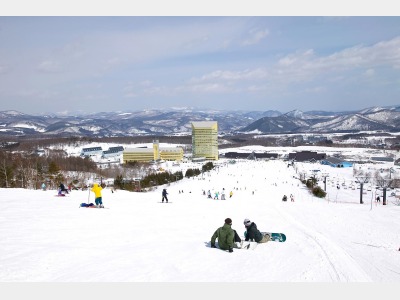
[191,121,218,160]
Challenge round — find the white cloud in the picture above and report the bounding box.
[140,80,152,87]
[123,92,137,98]
[274,36,400,83]
[37,60,61,73]
[0,64,10,74]
[242,28,269,46]
[183,82,230,93]
[190,68,268,83]
[365,68,375,77]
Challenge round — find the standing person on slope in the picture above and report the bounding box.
[221,189,226,200]
[243,218,270,243]
[211,218,242,252]
[91,183,104,208]
[162,188,169,203]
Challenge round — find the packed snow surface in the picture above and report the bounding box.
[1,158,400,282]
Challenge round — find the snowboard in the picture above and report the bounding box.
[79,206,109,209]
[243,232,286,243]
[261,232,286,242]
[158,202,172,203]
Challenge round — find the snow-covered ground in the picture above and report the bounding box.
[1,149,400,284]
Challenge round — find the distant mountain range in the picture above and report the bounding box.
[1,106,400,137]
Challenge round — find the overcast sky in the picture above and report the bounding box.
[1,14,400,115]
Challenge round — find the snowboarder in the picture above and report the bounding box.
[243,218,270,243]
[214,191,219,200]
[290,194,295,202]
[282,195,287,201]
[229,191,233,198]
[162,188,168,203]
[59,183,69,194]
[211,218,242,252]
[91,183,104,208]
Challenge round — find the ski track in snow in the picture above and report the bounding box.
[272,202,372,282]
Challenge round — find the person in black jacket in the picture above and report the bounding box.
[58,183,69,194]
[162,189,168,203]
[243,218,270,243]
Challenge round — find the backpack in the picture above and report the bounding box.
[80,203,95,207]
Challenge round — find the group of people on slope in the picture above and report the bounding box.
[205,189,233,200]
[282,194,295,202]
[211,217,270,252]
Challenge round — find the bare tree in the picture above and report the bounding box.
[374,171,393,206]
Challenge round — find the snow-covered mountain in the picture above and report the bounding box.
[242,106,400,134]
[1,106,400,137]
[0,108,281,137]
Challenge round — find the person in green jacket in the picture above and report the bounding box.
[211,218,241,252]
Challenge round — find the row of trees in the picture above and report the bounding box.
[0,150,97,189]
[113,162,216,192]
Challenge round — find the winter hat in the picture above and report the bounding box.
[244,218,251,226]
[225,218,232,225]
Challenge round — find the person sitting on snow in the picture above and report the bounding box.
[243,218,270,243]
[211,218,242,252]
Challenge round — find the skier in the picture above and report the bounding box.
[162,188,168,203]
[290,194,295,202]
[243,218,270,243]
[91,183,104,208]
[211,218,242,252]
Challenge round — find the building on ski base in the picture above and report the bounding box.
[122,140,184,163]
[191,121,218,161]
